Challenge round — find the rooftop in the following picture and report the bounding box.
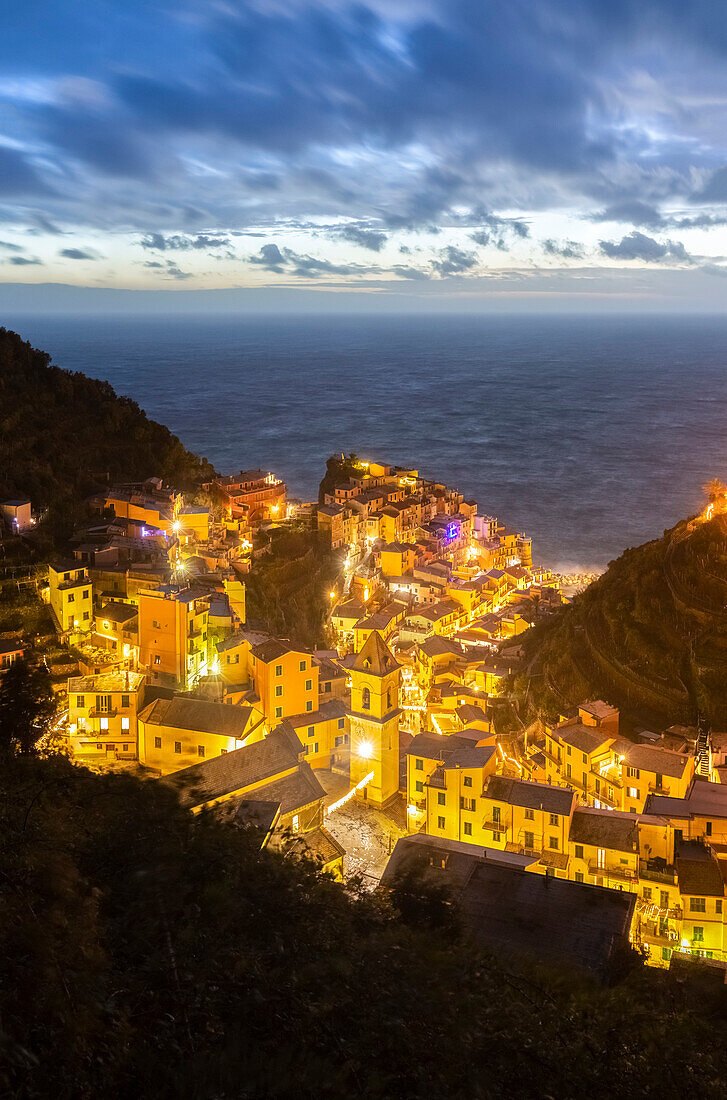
[485,775,576,816]
[138,696,264,739]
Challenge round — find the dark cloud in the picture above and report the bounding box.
[591,201,665,228]
[140,233,230,251]
[249,243,287,273]
[8,255,43,265]
[337,226,388,251]
[693,166,727,203]
[59,247,98,260]
[599,231,691,262]
[431,246,479,276]
[0,147,51,196]
[392,265,429,280]
[543,239,585,258]
[0,241,24,252]
[143,258,192,279]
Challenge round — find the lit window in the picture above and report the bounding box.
[121,717,130,731]
[154,655,161,665]
[292,814,299,831]
[99,717,108,731]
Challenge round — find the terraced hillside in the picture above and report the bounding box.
[506,510,727,730]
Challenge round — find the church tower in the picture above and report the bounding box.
[349,630,401,807]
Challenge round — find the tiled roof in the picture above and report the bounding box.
[485,776,576,816]
[569,807,639,854]
[139,696,263,739]
[350,630,399,676]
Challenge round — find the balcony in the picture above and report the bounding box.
[90,707,117,719]
[588,860,637,883]
[483,819,508,833]
[639,859,677,885]
[648,781,669,794]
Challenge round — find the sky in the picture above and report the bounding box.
[2,0,727,310]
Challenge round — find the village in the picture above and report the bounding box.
[3,458,727,976]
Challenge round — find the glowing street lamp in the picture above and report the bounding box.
[357,739,374,760]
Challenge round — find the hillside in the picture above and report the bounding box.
[0,327,216,510]
[2,751,727,1098]
[506,507,727,731]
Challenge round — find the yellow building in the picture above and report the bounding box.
[68,670,145,762]
[93,601,138,663]
[349,630,401,807]
[406,732,497,838]
[178,505,210,541]
[138,585,210,691]
[380,541,418,578]
[543,716,619,805]
[276,698,349,769]
[138,694,266,773]
[249,639,319,723]
[49,561,93,634]
[101,486,181,533]
[618,742,694,812]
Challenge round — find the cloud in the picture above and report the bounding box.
[249,243,287,273]
[337,225,388,251]
[599,231,691,263]
[591,201,665,228]
[431,245,479,276]
[0,146,51,196]
[140,232,230,251]
[59,247,99,260]
[0,240,24,252]
[543,239,585,259]
[143,258,192,279]
[8,255,43,265]
[247,242,373,278]
[693,166,727,203]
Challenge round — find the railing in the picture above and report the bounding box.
[588,860,637,883]
[648,781,669,794]
[89,707,117,718]
[483,819,508,833]
[638,860,677,885]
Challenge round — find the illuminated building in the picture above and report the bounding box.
[138,585,210,690]
[138,694,267,774]
[68,670,145,762]
[48,561,93,635]
[348,630,401,806]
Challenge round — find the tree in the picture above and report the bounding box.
[0,658,56,755]
[703,478,727,503]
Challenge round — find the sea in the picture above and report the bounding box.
[6,311,727,573]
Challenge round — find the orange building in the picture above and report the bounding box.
[138,585,210,690]
[249,638,319,723]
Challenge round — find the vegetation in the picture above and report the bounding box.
[2,750,727,1098]
[0,327,216,517]
[0,659,56,755]
[502,511,727,732]
[318,452,366,503]
[245,525,340,647]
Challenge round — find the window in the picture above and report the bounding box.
[121,694,130,708]
[415,781,423,793]
[122,744,129,753]
[643,887,652,900]
[99,717,108,731]
[626,766,640,779]
[660,890,669,909]
[83,589,90,599]
[492,806,501,823]
[362,686,371,711]
[338,718,345,729]
[121,717,129,731]
[524,808,534,821]
[597,848,606,869]
[275,685,283,697]
[693,927,704,943]
[566,745,571,756]
[174,741,181,753]
[574,844,583,860]
[83,611,90,621]
[68,593,75,604]
[463,776,472,788]
[690,897,706,913]
[627,786,638,798]
[96,743,103,750]
[306,701,313,712]
[437,816,445,829]
[275,707,282,719]
[548,836,558,850]
[575,872,584,883]
[717,900,723,914]
[662,947,672,961]
[463,822,472,837]
[299,660,306,672]
[305,679,312,691]
[76,695,84,708]
[154,655,161,665]
[523,831,535,850]
[313,743,319,754]
[154,736,162,749]
[275,663,283,676]
[706,821,713,836]
[415,758,423,770]
[198,745,205,757]
[655,773,663,789]
[221,749,227,755]
[549,812,558,826]
[566,763,572,778]
[582,753,587,764]
[152,620,161,630]
[292,814,299,832]
[438,793,446,805]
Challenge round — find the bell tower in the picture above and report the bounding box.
[349,630,401,806]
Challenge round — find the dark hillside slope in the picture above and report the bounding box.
[507,511,727,730]
[0,327,215,507]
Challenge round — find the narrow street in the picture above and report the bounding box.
[315,768,407,885]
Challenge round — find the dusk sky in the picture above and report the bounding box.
[3,1,727,309]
